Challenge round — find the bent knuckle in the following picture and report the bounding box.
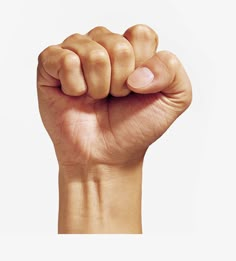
[61,53,80,70]
[62,33,83,44]
[157,51,192,110]
[159,51,180,70]
[112,41,133,58]
[62,87,83,96]
[38,45,56,64]
[182,84,193,109]
[128,24,158,44]
[87,26,109,38]
[110,88,130,97]
[61,86,75,96]
[87,49,108,65]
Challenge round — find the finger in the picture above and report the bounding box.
[62,34,111,99]
[123,24,158,67]
[87,27,135,97]
[37,45,87,96]
[127,51,192,113]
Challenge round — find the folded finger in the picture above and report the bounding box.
[123,24,158,68]
[37,45,87,96]
[87,27,135,97]
[62,34,111,99]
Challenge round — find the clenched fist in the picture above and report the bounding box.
[37,25,192,234]
[37,24,191,167]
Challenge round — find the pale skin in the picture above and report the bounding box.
[37,24,192,234]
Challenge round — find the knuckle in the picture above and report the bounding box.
[88,91,108,100]
[61,53,80,70]
[63,33,83,44]
[157,51,192,110]
[62,87,84,97]
[159,51,180,70]
[182,84,193,109]
[127,24,158,44]
[37,52,44,64]
[61,86,75,96]
[112,41,133,58]
[110,88,130,97]
[131,24,152,34]
[87,49,108,65]
[38,45,56,64]
[92,26,108,31]
[87,26,109,37]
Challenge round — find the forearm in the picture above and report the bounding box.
[58,162,143,234]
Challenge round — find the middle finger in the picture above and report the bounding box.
[87,27,135,97]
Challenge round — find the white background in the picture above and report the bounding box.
[0,0,235,259]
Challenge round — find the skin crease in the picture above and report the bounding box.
[37,24,192,233]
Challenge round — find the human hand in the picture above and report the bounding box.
[37,25,192,233]
[37,25,191,169]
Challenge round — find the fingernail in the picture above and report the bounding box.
[127,67,154,88]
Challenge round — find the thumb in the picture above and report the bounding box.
[127,51,192,112]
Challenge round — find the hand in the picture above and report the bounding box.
[37,25,192,233]
[37,25,192,169]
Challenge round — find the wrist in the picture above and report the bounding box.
[58,161,143,234]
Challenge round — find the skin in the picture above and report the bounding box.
[37,24,192,234]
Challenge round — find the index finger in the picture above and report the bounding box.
[123,24,158,68]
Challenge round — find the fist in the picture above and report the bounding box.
[37,25,192,167]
